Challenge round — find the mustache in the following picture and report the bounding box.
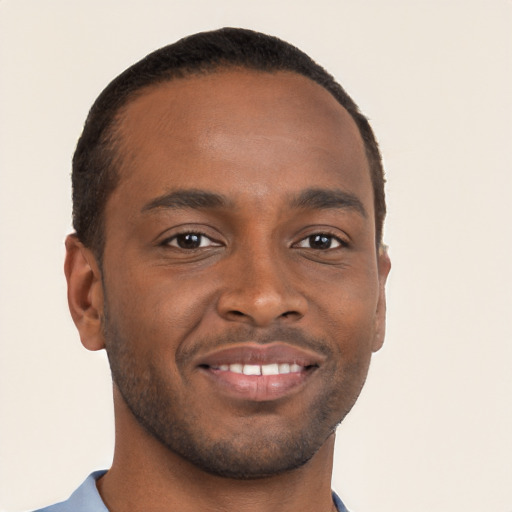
[175,325,334,365]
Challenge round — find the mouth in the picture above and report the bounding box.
[195,343,324,402]
[208,362,310,375]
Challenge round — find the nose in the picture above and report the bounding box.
[216,247,307,327]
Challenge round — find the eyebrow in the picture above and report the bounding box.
[141,189,230,212]
[140,187,367,217]
[291,188,367,218]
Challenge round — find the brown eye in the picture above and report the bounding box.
[166,233,221,249]
[309,234,333,249]
[295,234,344,250]
[176,233,202,249]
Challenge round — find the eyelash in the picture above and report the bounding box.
[293,233,348,250]
[161,231,347,251]
[162,231,221,249]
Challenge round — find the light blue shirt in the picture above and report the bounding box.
[35,470,349,512]
[35,471,108,512]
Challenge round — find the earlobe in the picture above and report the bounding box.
[64,234,105,351]
[372,245,391,352]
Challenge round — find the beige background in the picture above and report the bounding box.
[1,1,511,511]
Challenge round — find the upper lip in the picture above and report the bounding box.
[195,342,326,368]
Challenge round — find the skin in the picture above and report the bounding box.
[65,69,390,512]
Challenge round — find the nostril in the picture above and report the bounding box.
[281,310,302,319]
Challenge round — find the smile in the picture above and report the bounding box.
[210,363,305,375]
[195,342,324,402]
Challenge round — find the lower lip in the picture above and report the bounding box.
[199,367,315,402]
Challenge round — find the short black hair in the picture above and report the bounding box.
[72,27,386,256]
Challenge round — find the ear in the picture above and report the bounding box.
[64,234,105,351]
[372,245,391,352]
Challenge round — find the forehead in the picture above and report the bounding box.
[111,68,372,213]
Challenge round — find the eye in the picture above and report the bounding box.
[295,233,345,250]
[164,232,221,250]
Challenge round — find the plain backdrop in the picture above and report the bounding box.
[1,1,511,511]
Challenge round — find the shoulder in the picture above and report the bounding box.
[332,490,351,512]
[32,471,108,512]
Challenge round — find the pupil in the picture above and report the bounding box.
[310,234,331,249]
[177,233,201,248]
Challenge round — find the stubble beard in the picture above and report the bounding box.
[103,307,369,480]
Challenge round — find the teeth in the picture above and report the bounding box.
[261,363,279,375]
[243,364,261,376]
[212,363,305,375]
[279,363,291,374]
[229,363,243,374]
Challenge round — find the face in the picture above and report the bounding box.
[97,69,389,478]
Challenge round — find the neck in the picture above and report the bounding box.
[98,387,337,512]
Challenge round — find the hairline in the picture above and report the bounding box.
[85,64,384,262]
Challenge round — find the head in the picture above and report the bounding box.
[65,28,390,480]
[72,27,386,259]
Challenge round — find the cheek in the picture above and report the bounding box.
[103,266,217,354]
[315,262,380,316]
[312,272,380,357]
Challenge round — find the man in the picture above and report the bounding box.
[40,27,390,512]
